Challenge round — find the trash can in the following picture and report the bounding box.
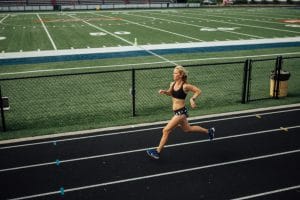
[53,5,61,11]
[270,70,291,97]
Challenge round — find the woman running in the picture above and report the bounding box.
[147,65,215,159]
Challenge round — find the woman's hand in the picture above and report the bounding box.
[159,90,167,95]
[190,98,196,109]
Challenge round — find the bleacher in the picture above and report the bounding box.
[126,0,149,4]
[0,0,171,6]
[148,0,170,3]
[78,0,125,4]
[27,0,80,5]
[0,0,26,6]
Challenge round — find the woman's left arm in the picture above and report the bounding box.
[184,84,202,109]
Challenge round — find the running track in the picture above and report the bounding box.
[0,105,300,200]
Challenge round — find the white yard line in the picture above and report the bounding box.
[7,149,300,200]
[0,51,299,76]
[0,14,10,23]
[93,13,204,42]
[67,14,177,65]
[195,11,292,26]
[176,11,300,35]
[223,9,296,20]
[36,13,57,50]
[126,12,264,39]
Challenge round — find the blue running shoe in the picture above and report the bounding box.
[208,127,215,141]
[147,149,160,159]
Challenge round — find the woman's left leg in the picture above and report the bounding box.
[179,117,208,134]
[179,117,215,141]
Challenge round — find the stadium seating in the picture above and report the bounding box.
[27,0,79,5]
[0,0,170,6]
[78,0,125,4]
[0,0,27,6]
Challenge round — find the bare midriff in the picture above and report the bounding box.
[172,98,186,111]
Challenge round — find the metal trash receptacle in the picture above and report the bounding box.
[270,70,291,97]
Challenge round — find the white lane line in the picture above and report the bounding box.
[36,13,57,50]
[1,51,299,76]
[231,185,300,200]
[93,13,204,42]
[0,104,300,150]
[1,106,300,149]
[127,12,264,39]
[1,125,300,173]
[7,149,300,200]
[67,14,177,65]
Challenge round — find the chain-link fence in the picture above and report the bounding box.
[280,56,300,98]
[0,56,299,133]
[135,61,245,117]
[246,56,300,102]
[0,70,133,132]
[248,57,278,101]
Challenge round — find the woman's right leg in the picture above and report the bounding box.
[157,115,184,153]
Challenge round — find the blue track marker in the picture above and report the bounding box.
[60,187,64,195]
[56,159,60,166]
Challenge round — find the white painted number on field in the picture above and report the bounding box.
[90,32,107,36]
[90,31,131,36]
[0,36,6,40]
[114,31,131,35]
[285,24,300,28]
[200,27,239,31]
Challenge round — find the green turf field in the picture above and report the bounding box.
[0,7,300,140]
[1,7,300,52]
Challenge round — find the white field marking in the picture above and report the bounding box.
[5,9,297,18]
[7,149,300,200]
[188,10,289,26]
[126,12,264,39]
[1,51,300,76]
[178,11,300,35]
[221,9,296,20]
[67,14,177,65]
[93,12,204,42]
[154,12,268,38]
[231,185,300,200]
[1,35,299,59]
[0,14,9,23]
[286,24,300,28]
[1,124,300,173]
[36,14,57,50]
[1,105,300,147]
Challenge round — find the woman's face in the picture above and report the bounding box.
[173,69,182,81]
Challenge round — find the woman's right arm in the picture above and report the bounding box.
[159,82,173,96]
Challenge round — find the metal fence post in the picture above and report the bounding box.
[273,56,282,99]
[241,59,252,104]
[131,69,136,117]
[0,86,6,132]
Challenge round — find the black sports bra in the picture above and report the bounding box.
[171,83,187,100]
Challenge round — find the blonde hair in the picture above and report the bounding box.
[175,65,188,82]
